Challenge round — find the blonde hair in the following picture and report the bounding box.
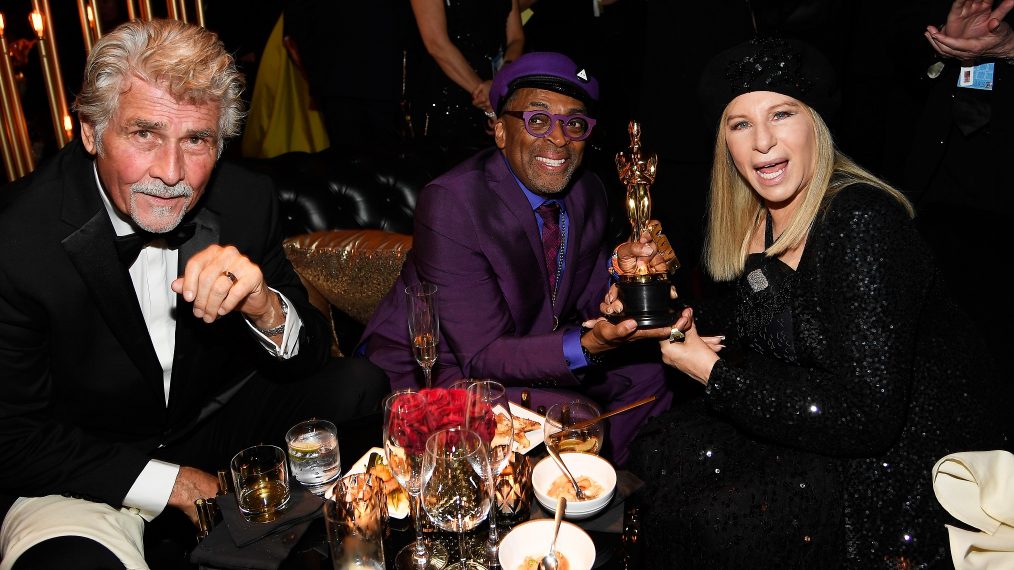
[73,19,245,156]
[703,101,913,282]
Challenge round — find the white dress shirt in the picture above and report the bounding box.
[93,166,302,520]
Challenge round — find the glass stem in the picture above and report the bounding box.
[422,366,433,389]
[487,473,500,567]
[457,513,468,568]
[411,491,428,567]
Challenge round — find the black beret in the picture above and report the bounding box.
[698,37,840,129]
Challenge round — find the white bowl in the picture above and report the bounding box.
[532,452,616,519]
[498,519,596,570]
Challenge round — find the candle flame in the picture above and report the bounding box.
[30,11,44,38]
[0,13,6,36]
[63,114,73,134]
[86,5,94,23]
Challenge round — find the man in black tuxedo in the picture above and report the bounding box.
[0,19,387,568]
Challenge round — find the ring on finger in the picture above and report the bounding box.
[223,270,238,283]
[668,323,685,343]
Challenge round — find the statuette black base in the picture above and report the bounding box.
[608,273,676,328]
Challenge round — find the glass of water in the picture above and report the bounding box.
[285,418,341,495]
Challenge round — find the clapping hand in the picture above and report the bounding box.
[926,0,1014,63]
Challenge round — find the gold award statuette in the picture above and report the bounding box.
[611,121,680,328]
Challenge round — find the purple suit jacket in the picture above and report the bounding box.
[360,147,611,389]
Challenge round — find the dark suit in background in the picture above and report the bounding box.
[284,0,409,154]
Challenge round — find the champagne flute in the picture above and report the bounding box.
[383,390,449,570]
[421,428,493,570]
[461,380,513,567]
[406,283,439,388]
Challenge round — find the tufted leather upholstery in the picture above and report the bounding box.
[239,146,436,237]
[237,148,432,355]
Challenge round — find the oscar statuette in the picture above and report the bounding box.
[610,121,681,329]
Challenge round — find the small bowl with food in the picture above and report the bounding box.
[498,518,596,570]
[532,452,616,519]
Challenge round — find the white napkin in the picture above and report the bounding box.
[933,450,1014,570]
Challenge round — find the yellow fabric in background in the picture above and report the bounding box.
[241,14,330,158]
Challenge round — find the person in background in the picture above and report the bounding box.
[284,0,409,154]
[616,37,1005,567]
[0,19,387,569]
[361,52,676,466]
[907,0,1013,405]
[407,0,524,162]
[925,0,1014,61]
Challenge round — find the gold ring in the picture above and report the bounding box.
[223,270,238,283]
[668,323,685,343]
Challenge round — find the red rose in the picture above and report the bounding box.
[387,388,498,456]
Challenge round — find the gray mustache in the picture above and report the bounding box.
[130,181,194,199]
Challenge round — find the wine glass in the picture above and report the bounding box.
[406,283,439,388]
[543,401,604,455]
[421,427,493,570]
[461,380,513,566]
[383,390,449,570]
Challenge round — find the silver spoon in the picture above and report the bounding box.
[545,443,587,501]
[539,496,566,570]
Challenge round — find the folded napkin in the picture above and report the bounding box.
[932,450,1014,570]
[189,488,324,570]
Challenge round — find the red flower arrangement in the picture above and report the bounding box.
[386,388,496,456]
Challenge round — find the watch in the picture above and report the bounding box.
[580,325,605,367]
[256,292,288,336]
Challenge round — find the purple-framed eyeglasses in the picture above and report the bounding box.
[501,110,597,141]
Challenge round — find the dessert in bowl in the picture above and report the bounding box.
[498,519,596,570]
[532,452,616,519]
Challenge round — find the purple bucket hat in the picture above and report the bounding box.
[489,52,600,115]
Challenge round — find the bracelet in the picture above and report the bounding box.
[255,292,288,336]
[608,248,623,282]
[580,325,605,367]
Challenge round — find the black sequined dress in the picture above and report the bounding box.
[630,183,1005,569]
[410,0,510,153]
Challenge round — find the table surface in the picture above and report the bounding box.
[275,454,641,569]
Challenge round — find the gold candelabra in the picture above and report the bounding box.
[0,12,34,181]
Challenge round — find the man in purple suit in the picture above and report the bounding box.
[360,52,673,464]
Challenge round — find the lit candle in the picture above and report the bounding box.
[77,0,94,52]
[63,113,74,142]
[32,0,72,148]
[90,2,103,38]
[0,11,35,179]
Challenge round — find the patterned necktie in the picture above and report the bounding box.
[536,201,562,294]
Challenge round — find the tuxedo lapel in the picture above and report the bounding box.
[61,207,166,404]
[167,206,220,422]
[58,146,165,401]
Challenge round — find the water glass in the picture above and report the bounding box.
[544,401,604,455]
[230,444,291,523]
[286,418,341,495]
[325,472,388,570]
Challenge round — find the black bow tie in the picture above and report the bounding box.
[114,222,197,265]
